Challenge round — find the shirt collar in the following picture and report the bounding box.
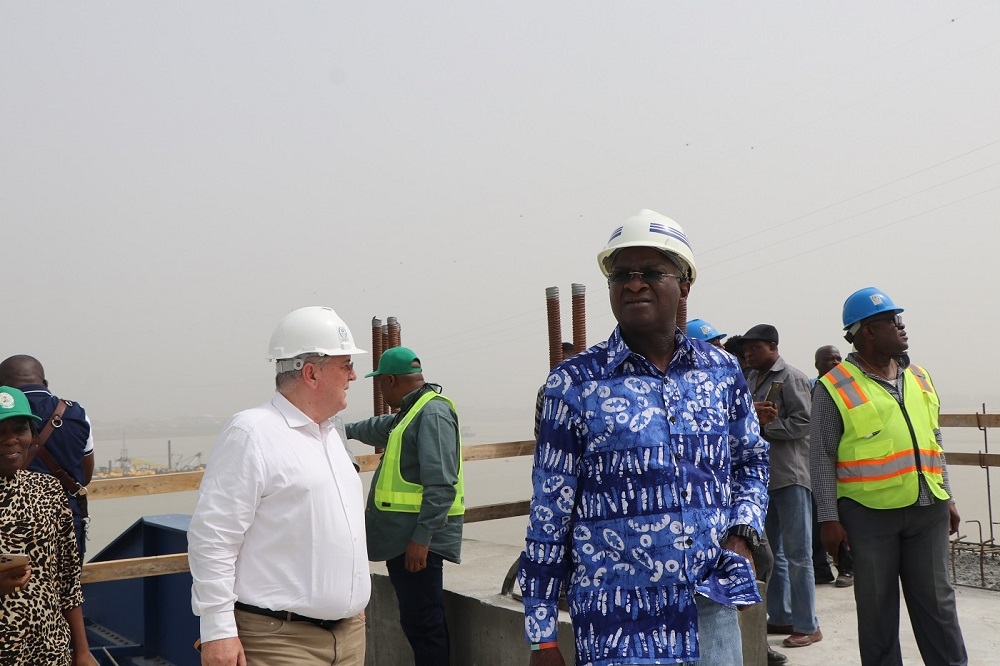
[845,351,911,376]
[271,392,326,429]
[398,383,431,410]
[603,326,694,377]
[770,355,787,373]
[17,384,51,396]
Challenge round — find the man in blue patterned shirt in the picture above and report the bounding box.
[518,209,770,666]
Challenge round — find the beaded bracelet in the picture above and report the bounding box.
[530,641,559,651]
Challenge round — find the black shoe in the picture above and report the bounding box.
[815,570,835,584]
[768,647,788,664]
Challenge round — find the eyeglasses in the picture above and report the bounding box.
[607,270,684,286]
[307,357,354,373]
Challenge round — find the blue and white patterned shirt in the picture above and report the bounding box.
[518,327,769,665]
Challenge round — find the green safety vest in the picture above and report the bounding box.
[819,361,949,509]
[373,390,465,515]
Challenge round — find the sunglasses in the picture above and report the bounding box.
[868,313,903,328]
[607,270,684,286]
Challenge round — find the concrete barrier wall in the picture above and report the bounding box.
[738,582,768,666]
[364,541,574,666]
[365,569,574,666]
[364,540,767,666]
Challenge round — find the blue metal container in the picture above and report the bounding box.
[83,514,198,665]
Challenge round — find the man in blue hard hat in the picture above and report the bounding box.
[686,318,726,348]
[810,287,967,665]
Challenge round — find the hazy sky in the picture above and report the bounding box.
[3,2,999,441]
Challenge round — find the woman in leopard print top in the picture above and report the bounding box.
[0,386,96,665]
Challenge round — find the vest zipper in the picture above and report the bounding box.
[896,381,925,476]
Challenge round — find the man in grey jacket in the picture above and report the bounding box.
[743,324,821,649]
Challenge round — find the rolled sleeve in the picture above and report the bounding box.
[728,373,770,537]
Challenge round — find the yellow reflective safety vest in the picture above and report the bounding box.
[373,390,465,515]
[819,361,949,509]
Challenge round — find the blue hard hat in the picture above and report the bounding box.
[686,318,725,342]
[842,287,904,330]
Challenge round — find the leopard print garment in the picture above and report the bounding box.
[0,470,83,665]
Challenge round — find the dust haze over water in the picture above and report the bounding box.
[4,3,1000,479]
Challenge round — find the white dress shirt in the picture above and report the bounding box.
[188,393,370,642]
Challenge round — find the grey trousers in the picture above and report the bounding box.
[839,498,967,666]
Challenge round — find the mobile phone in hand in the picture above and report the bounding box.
[0,554,29,572]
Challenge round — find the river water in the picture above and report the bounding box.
[85,423,1000,559]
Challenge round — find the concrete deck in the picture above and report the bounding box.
[372,539,1000,665]
[772,580,1000,665]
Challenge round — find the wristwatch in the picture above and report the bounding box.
[726,524,761,552]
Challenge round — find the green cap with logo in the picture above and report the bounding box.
[0,386,41,423]
[365,347,422,378]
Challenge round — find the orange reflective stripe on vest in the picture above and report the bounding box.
[836,447,943,483]
[825,363,870,410]
[820,360,949,509]
[909,364,933,393]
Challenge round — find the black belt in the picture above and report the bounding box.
[234,601,342,631]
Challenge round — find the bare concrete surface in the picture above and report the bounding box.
[365,539,1000,665]
[366,539,574,666]
[772,581,1000,666]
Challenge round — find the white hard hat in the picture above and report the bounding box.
[597,209,697,283]
[266,307,366,372]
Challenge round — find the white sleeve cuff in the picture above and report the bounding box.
[199,610,238,643]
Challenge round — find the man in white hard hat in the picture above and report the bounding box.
[811,288,966,665]
[518,209,770,666]
[188,307,371,666]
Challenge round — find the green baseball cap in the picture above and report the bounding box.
[0,386,41,423]
[365,347,422,378]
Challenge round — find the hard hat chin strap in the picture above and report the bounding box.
[275,357,311,373]
[844,321,862,344]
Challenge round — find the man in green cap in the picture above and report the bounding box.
[346,347,464,666]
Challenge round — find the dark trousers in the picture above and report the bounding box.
[386,551,450,666]
[839,498,967,666]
